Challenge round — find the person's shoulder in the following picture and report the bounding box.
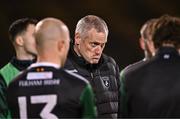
[0,63,9,78]
[0,59,19,73]
[64,58,74,69]
[64,69,89,84]
[0,62,20,84]
[102,54,117,65]
[0,62,12,71]
[8,69,28,86]
[122,59,148,76]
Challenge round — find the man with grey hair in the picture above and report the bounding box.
[64,15,120,118]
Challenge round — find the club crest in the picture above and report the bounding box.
[102,76,110,87]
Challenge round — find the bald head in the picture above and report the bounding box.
[35,18,69,47]
[35,17,70,66]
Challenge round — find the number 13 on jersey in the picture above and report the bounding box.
[18,94,58,119]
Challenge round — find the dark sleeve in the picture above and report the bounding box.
[109,57,121,117]
[108,56,121,89]
[80,84,97,118]
[118,69,129,117]
[0,74,9,118]
[115,62,120,89]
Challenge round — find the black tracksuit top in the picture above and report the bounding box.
[119,47,180,118]
[64,46,120,118]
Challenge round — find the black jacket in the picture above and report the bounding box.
[7,63,96,118]
[64,46,120,118]
[119,47,180,118]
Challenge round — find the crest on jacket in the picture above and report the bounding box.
[101,76,110,87]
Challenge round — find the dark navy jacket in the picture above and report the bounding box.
[119,47,180,118]
[64,46,120,118]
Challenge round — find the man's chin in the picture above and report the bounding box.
[90,59,99,64]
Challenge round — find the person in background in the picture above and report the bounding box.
[0,18,37,118]
[119,15,180,118]
[117,18,157,117]
[7,17,97,118]
[64,15,120,118]
[139,18,157,60]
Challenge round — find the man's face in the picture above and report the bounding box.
[76,28,107,64]
[22,24,37,56]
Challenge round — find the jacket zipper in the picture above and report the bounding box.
[90,64,94,80]
[90,72,94,79]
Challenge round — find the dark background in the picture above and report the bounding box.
[0,0,180,70]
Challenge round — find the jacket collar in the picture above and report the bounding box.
[155,47,180,59]
[10,57,36,71]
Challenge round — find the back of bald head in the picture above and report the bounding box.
[35,18,69,49]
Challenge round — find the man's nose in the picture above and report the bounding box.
[95,46,102,54]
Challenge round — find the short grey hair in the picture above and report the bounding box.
[75,15,109,38]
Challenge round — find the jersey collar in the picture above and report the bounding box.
[29,62,60,69]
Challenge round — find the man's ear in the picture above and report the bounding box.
[74,33,81,45]
[15,36,24,46]
[139,37,145,50]
[58,40,65,52]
